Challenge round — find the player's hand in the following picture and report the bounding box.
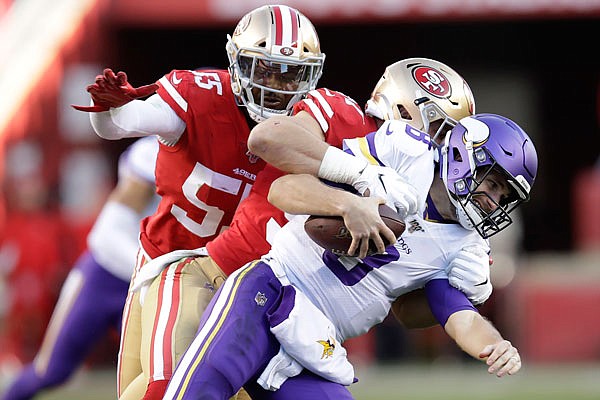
[479,340,521,377]
[72,68,158,112]
[447,245,492,305]
[352,165,419,220]
[342,195,397,258]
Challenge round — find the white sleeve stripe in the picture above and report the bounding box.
[309,90,334,118]
[159,76,188,113]
[304,99,328,132]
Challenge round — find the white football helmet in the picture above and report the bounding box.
[365,57,475,143]
[226,5,325,122]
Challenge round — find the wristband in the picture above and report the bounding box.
[317,146,368,184]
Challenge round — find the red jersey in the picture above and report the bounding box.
[140,69,266,259]
[207,88,378,274]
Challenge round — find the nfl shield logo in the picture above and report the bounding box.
[255,292,267,307]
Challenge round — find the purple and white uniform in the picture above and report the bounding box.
[2,136,159,400]
[163,121,488,400]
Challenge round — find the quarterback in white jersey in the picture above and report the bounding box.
[162,114,538,399]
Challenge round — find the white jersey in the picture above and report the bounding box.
[87,136,160,281]
[266,120,489,340]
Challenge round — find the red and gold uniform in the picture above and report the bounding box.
[207,88,378,275]
[118,69,265,400]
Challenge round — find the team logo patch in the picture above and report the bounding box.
[317,337,336,359]
[280,46,294,56]
[255,292,267,307]
[412,66,451,98]
[246,150,260,164]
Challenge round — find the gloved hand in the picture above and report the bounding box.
[352,164,419,219]
[72,68,158,112]
[447,244,492,306]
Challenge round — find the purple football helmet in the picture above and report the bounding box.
[439,113,538,238]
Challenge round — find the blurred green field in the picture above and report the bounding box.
[3,362,599,399]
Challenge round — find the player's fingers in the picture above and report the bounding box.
[507,355,522,375]
[131,83,159,98]
[370,234,386,254]
[116,71,128,86]
[493,354,521,377]
[381,226,397,247]
[347,237,359,257]
[86,83,100,94]
[357,238,370,259]
[104,68,118,82]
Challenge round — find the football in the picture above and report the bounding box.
[304,204,406,256]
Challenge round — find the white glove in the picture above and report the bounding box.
[352,165,419,219]
[447,245,492,306]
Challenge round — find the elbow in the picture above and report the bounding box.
[248,117,285,157]
[267,178,283,208]
[267,175,292,210]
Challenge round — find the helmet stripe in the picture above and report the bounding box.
[272,6,283,46]
[272,5,298,48]
[288,7,299,47]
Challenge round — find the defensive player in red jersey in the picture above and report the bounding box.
[73,5,325,400]
[158,58,486,399]
[128,57,479,398]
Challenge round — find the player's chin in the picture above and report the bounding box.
[264,95,292,109]
[264,100,284,110]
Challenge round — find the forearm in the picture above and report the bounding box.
[268,174,356,216]
[248,113,329,175]
[444,310,503,360]
[90,95,184,142]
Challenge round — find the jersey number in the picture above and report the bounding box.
[170,163,251,237]
[193,71,223,95]
[322,247,401,286]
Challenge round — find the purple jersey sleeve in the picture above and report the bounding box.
[425,279,478,327]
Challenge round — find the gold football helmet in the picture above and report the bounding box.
[365,57,475,143]
[226,5,325,122]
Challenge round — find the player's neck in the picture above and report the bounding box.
[428,175,457,222]
[242,107,258,130]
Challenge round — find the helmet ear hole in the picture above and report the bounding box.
[452,147,463,162]
[396,105,412,120]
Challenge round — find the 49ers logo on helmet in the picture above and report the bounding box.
[233,14,251,36]
[280,47,294,56]
[413,66,451,98]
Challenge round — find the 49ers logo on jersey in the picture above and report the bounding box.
[412,66,451,98]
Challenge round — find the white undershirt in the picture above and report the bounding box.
[89,94,186,146]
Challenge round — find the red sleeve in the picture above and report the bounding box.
[156,69,197,122]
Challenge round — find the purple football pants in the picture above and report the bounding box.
[1,251,129,400]
[164,261,354,400]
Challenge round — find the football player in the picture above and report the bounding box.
[73,5,325,400]
[163,114,537,399]
[1,136,159,400]
[248,58,490,312]
[125,57,480,398]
